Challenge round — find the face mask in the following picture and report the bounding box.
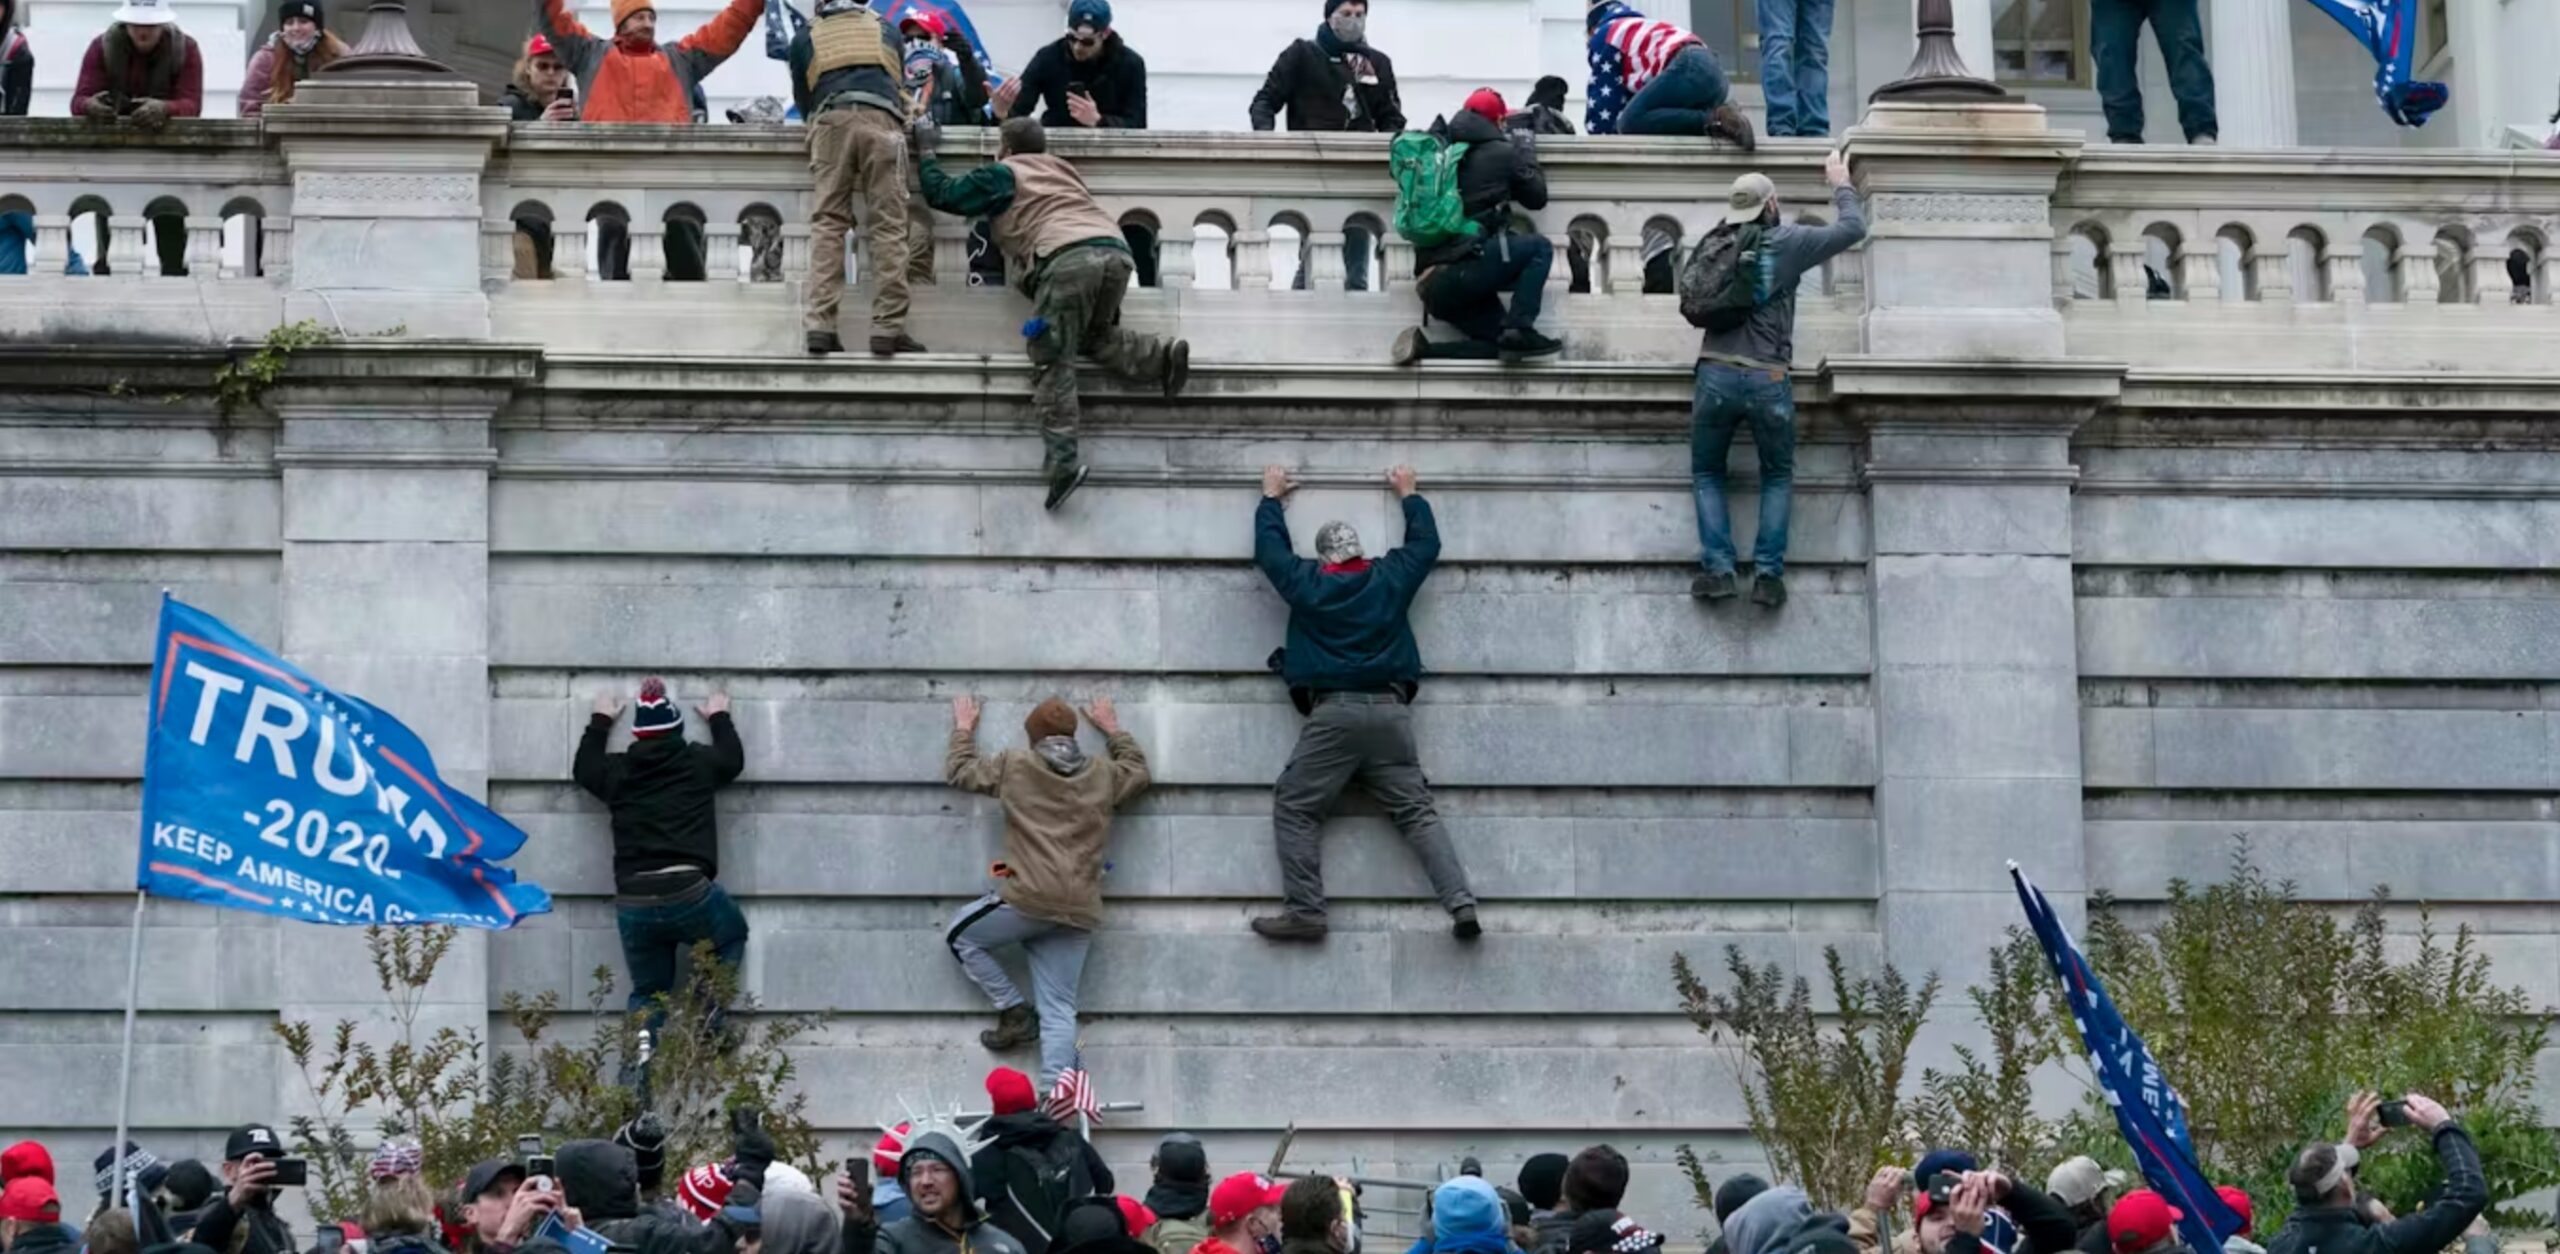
[1328,12,1365,43]
[285,30,320,54]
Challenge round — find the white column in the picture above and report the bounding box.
[2210,0,2298,146]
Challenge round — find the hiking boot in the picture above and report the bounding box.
[1392,326,1426,366]
[1043,461,1091,512]
[1162,339,1192,398]
[805,330,843,356]
[1496,327,1564,361]
[1708,103,1758,151]
[1451,906,1482,941]
[1692,571,1738,602]
[1251,913,1330,942]
[979,1003,1041,1052]
[1752,573,1788,609]
[870,332,928,357]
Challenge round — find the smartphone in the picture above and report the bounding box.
[2379,1099,2412,1128]
[847,1158,871,1192]
[517,1134,544,1160]
[268,1158,308,1188]
[312,1227,345,1254]
[559,80,576,102]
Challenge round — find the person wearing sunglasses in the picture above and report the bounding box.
[994,0,1144,130]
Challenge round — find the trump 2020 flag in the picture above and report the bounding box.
[139,596,551,929]
[2011,864,2239,1254]
[2301,0,2448,128]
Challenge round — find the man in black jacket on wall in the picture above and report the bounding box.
[1250,0,1402,132]
[1392,90,1561,365]
[998,0,1144,130]
[1250,464,1477,944]
[574,677,748,1030]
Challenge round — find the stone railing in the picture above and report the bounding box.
[1,89,2554,369]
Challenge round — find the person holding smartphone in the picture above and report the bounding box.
[2267,1092,2482,1254]
[190,1126,296,1254]
[1000,0,1143,130]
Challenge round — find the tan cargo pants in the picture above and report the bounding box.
[804,105,912,336]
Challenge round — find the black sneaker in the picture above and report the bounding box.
[1044,462,1090,512]
[1392,327,1426,366]
[870,333,928,356]
[1497,327,1564,361]
[1162,339,1191,398]
[1708,103,1758,152]
[1451,906,1482,941]
[805,330,843,356]
[1752,573,1788,608]
[1692,571,1738,601]
[1252,913,1330,942]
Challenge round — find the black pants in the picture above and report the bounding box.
[593,217,707,281]
[1415,232,1554,358]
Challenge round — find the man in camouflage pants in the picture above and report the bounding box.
[916,116,1190,510]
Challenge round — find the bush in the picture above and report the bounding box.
[278,926,828,1221]
[1677,944,1939,1211]
[1906,928,2070,1173]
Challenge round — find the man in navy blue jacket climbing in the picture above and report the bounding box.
[1250,463,1478,944]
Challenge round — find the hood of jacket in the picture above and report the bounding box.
[980,1110,1070,1153]
[1443,107,1502,146]
[899,1131,982,1228]
[1724,1187,1813,1254]
[1033,736,1090,777]
[1145,1179,1209,1223]
[762,1185,843,1254]
[557,1140,640,1221]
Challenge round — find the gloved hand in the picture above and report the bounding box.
[130,98,171,130]
[614,1113,669,1190]
[730,1114,777,1193]
[81,93,118,122]
[910,117,943,157]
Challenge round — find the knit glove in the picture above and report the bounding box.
[730,1117,777,1194]
[613,1113,669,1190]
[130,99,171,130]
[81,93,118,122]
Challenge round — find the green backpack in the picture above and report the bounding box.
[1390,127,1481,249]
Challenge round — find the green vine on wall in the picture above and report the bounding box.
[213,319,337,419]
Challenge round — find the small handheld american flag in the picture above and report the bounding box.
[1044,1068,1104,1125]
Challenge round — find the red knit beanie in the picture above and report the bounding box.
[987,1067,1038,1116]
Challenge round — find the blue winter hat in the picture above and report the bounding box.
[1067,0,1109,29]
[1432,1178,1510,1253]
[1913,1150,1978,1193]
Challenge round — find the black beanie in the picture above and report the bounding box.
[279,0,321,23]
[1530,75,1569,109]
[1518,1155,1570,1211]
[1713,1175,1769,1224]
[1324,0,1357,15]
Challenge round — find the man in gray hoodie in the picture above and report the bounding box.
[878,1132,1028,1254]
[1688,149,1864,611]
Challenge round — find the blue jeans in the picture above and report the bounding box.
[2092,0,2218,143]
[615,879,750,1022]
[1691,363,1796,577]
[1617,44,1731,137]
[1758,0,1834,137]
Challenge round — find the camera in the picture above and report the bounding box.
[2379,1099,2412,1128]
[268,1158,308,1188]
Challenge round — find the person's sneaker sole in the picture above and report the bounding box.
[1163,340,1191,398]
[1692,573,1738,601]
[1392,327,1425,366]
[1044,463,1091,512]
[1251,917,1330,942]
[1710,104,1758,152]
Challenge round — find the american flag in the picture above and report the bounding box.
[1044,1068,1104,1125]
[1583,1,1701,135]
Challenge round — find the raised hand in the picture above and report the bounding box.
[953,695,981,732]
[1083,696,1121,735]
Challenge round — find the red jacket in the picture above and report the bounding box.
[70,29,203,116]
[536,0,762,124]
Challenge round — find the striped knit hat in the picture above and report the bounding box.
[677,1163,735,1220]
[632,677,683,738]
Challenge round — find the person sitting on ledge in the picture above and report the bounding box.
[237,0,347,117]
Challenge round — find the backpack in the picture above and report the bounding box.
[989,1134,1097,1252]
[1678,221,1773,331]
[1390,125,1481,249]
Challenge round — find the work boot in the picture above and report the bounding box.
[870,332,928,357]
[1451,906,1482,941]
[1752,573,1788,609]
[1251,913,1329,942]
[1708,103,1758,152]
[1044,461,1091,512]
[1691,571,1738,602]
[1391,326,1426,367]
[805,330,843,356]
[979,1004,1041,1052]
[1162,339,1191,398]
[1497,327,1564,361]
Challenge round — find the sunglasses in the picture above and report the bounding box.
[1067,28,1104,47]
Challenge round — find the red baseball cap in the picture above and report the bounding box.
[1210,1173,1276,1227]
[524,34,555,57]
[2213,1186,2252,1235]
[900,10,947,38]
[0,1177,60,1224]
[2108,1191,2182,1254]
[1116,1196,1158,1234]
[1462,88,1507,123]
[0,1143,51,1186]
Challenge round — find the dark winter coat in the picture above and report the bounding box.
[2266,1126,2485,1254]
[1414,108,1547,272]
[879,1134,1029,1254]
[1256,494,1439,697]
[559,1141,753,1254]
[573,712,745,892]
[500,84,556,120]
[1,3,33,118]
[1008,33,1145,129]
[969,1112,1116,1253]
[191,1191,298,1254]
[1249,37,1402,132]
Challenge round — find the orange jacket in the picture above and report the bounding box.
[537,0,763,123]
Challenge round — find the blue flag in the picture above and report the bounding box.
[2011,865,2240,1254]
[2300,0,2448,127]
[138,596,551,929]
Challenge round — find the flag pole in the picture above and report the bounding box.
[112,887,149,1217]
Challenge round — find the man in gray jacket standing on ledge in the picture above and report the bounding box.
[1690,148,1863,611]
[1250,463,1478,944]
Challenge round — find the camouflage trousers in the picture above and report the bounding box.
[1028,244,1168,479]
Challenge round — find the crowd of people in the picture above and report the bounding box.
[0,1085,2500,1254]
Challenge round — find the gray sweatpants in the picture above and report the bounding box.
[1272,692,1476,920]
[945,892,1091,1087]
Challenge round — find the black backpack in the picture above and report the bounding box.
[989,1133,1097,1252]
[1678,221,1772,331]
